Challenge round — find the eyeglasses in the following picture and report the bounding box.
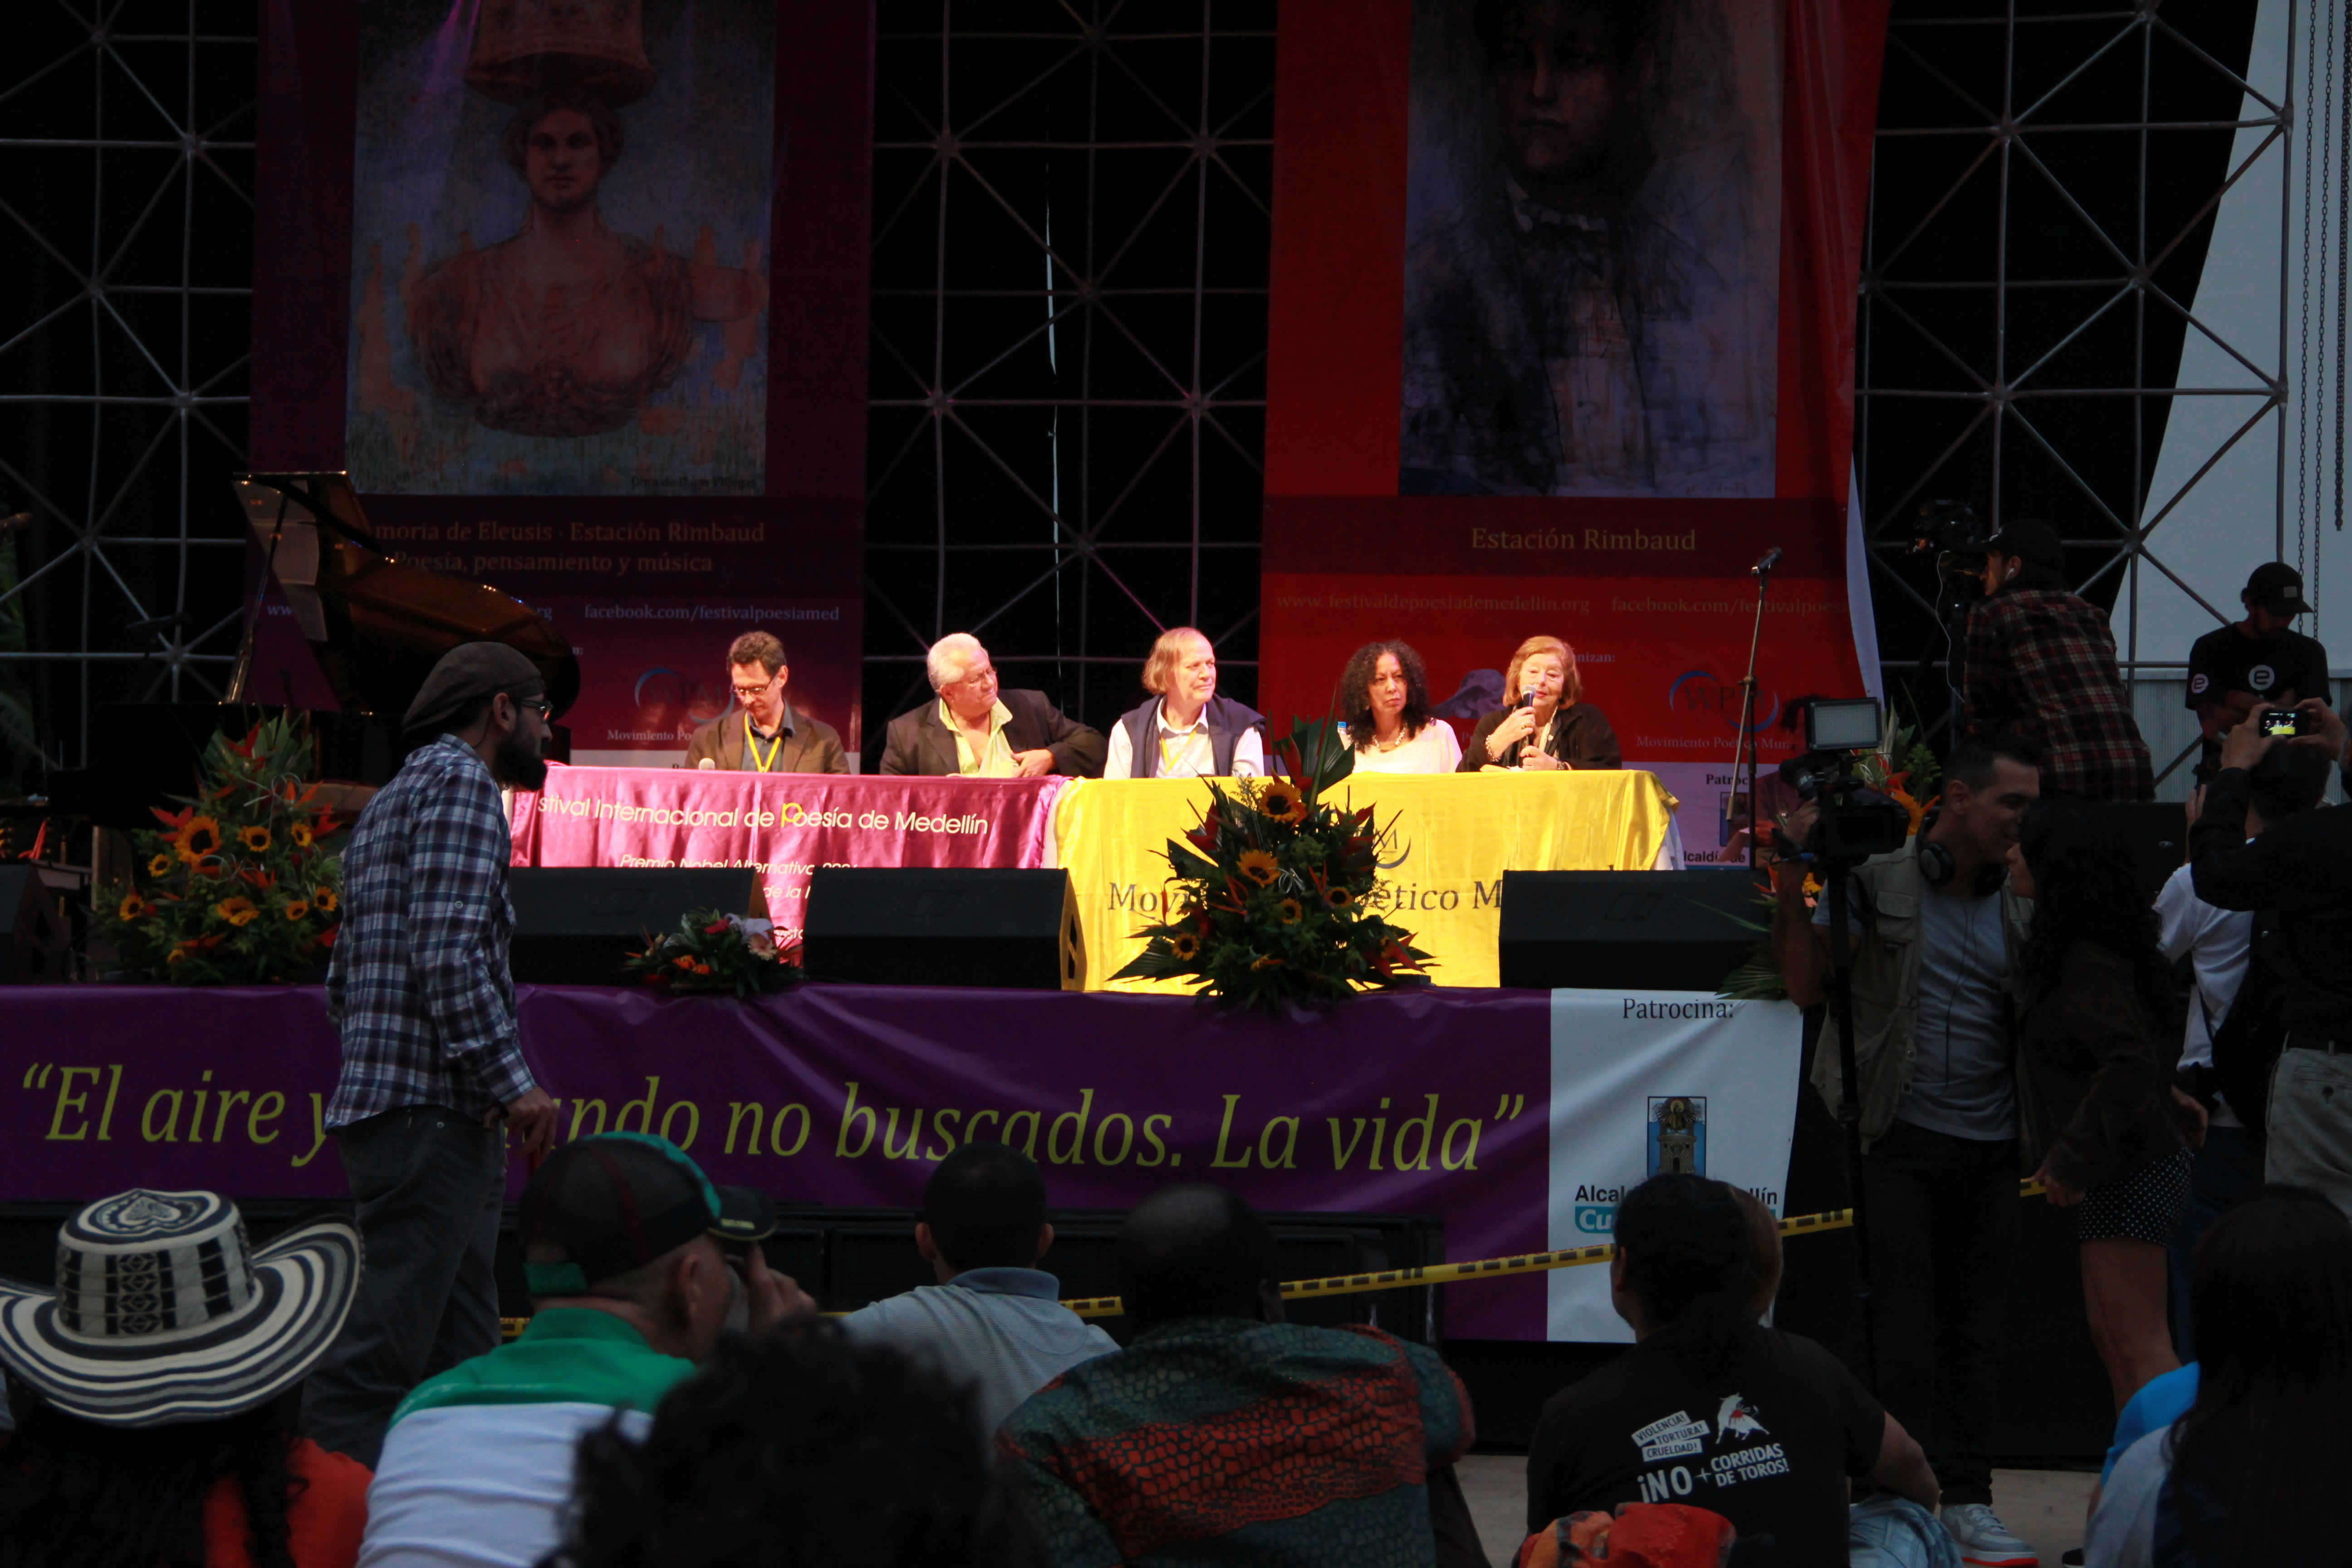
[519,696,552,718]
[730,682,779,700]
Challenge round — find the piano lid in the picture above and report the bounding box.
[230,473,580,723]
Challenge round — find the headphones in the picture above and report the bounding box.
[1917,835,2005,896]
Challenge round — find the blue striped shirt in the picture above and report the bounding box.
[325,735,534,1127]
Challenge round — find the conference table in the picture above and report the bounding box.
[510,767,1687,989]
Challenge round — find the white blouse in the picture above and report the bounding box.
[1345,722,1464,774]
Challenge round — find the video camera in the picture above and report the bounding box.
[1908,498,1995,621]
[1778,698,1911,866]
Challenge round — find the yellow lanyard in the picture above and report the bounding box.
[1158,729,1196,775]
[746,715,784,773]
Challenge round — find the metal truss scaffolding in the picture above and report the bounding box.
[0,0,256,775]
[1856,0,2279,781]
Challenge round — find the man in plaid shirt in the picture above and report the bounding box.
[305,642,561,1467]
[1962,519,2153,801]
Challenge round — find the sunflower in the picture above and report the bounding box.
[1168,931,1201,961]
[166,947,190,967]
[1254,777,1308,824]
[1325,886,1355,910]
[172,815,222,865]
[284,901,310,921]
[214,897,259,927]
[239,826,272,853]
[118,892,152,921]
[147,853,175,878]
[312,887,338,913]
[1278,897,1303,925]
[1237,849,1279,887]
[291,822,315,850]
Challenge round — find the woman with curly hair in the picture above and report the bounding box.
[1338,641,1462,774]
[1460,635,1621,772]
[2008,795,2190,1411]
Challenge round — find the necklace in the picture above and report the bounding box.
[1372,726,1408,752]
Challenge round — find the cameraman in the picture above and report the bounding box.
[1961,519,2153,800]
[1770,734,2042,1563]
[2190,697,2352,1218]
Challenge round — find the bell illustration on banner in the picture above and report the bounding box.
[467,0,656,106]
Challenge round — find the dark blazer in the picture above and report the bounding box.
[2017,943,2184,1192]
[682,705,848,774]
[877,689,1106,778]
[1458,703,1623,771]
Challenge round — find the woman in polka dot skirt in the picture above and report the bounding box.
[2009,794,2194,1414]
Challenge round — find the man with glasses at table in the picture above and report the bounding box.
[879,632,1105,778]
[684,631,848,774]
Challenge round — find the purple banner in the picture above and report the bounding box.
[2,985,1552,1339]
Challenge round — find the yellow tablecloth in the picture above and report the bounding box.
[1052,770,1682,990]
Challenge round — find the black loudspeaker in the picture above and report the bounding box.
[0,866,69,983]
[1497,870,1756,991]
[508,867,760,985]
[803,868,1078,990]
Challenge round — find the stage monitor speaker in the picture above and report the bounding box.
[509,867,759,986]
[0,865,69,984]
[803,868,1078,990]
[1497,870,1755,992]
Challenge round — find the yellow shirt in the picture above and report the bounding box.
[941,697,1019,777]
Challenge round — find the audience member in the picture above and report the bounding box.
[307,641,561,1468]
[0,1189,369,1568]
[1461,635,1621,771]
[1000,1183,1477,1568]
[839,1142,1117,1432]
[541,1321,1041,1568]
[2008,797,2188,1411]
[2156,745,2335,1352]
[353,1134,810,1568]
[1340,641,1464,773]
[2184,562,2330,781]
[1961,519,2152,800]
[1103,627,1266,780]
[1526,1174,1943,1568]
[2085,1186,2352,1568]
[1772,733,2042,1567]
[682,631,849,774]
[879,633,1106,778]
[2191,699,2352,1219]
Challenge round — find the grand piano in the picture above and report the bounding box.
[42,473,580,828]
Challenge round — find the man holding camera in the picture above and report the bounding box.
[2184,563,2331,782]
[1771,735,2043,1567]
[2190,697,2352,1219]
[1961,519,2153,801]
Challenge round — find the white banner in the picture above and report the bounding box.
[1546,991,1804,1342]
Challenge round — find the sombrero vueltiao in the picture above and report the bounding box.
[0,1189,360,1428]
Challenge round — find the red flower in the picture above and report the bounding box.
[644,970,671,986]
[704,921,730,936]
[317,927,338,950]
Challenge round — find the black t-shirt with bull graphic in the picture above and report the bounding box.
[1526,1329,1884,1568]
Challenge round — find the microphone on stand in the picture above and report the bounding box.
[1749,546,1783,578]
[698,758,715,770]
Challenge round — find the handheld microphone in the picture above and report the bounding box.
[1517,691,1535,708]
[1750,547,1783,577]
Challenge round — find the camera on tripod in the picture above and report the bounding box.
[1909,498,1994,621]
[1778,698,1911,866]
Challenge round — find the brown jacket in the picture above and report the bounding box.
[682,705,849,774]
[1458,703,1623,770]
[877,689,1105,777]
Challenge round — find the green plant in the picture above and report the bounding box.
[621,909,800,998]
[93,715,344,984]
[1109,718,1434,1008]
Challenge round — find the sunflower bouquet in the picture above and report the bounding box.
[1109,718,1435,1008]
[95,714,344,984]
[620,909,800,999]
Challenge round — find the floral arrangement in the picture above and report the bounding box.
[621,908,800,998]
[1109,719,1434,1008]
[1718,714,1940,1000]
[96,715,343,984]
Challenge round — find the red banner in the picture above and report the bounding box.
[1262,0,1888,860]
[509,769,1072,943]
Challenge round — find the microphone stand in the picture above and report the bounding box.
[1728,557,1773,866]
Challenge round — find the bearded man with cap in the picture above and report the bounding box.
[353,1134,813,1568]
[1960,517,2154,801]
[304,641,563,1469]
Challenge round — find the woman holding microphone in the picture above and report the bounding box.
[1460,635,1622,771]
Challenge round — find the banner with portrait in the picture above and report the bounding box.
[251,0,870,763]
[1262,0,1888,858]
